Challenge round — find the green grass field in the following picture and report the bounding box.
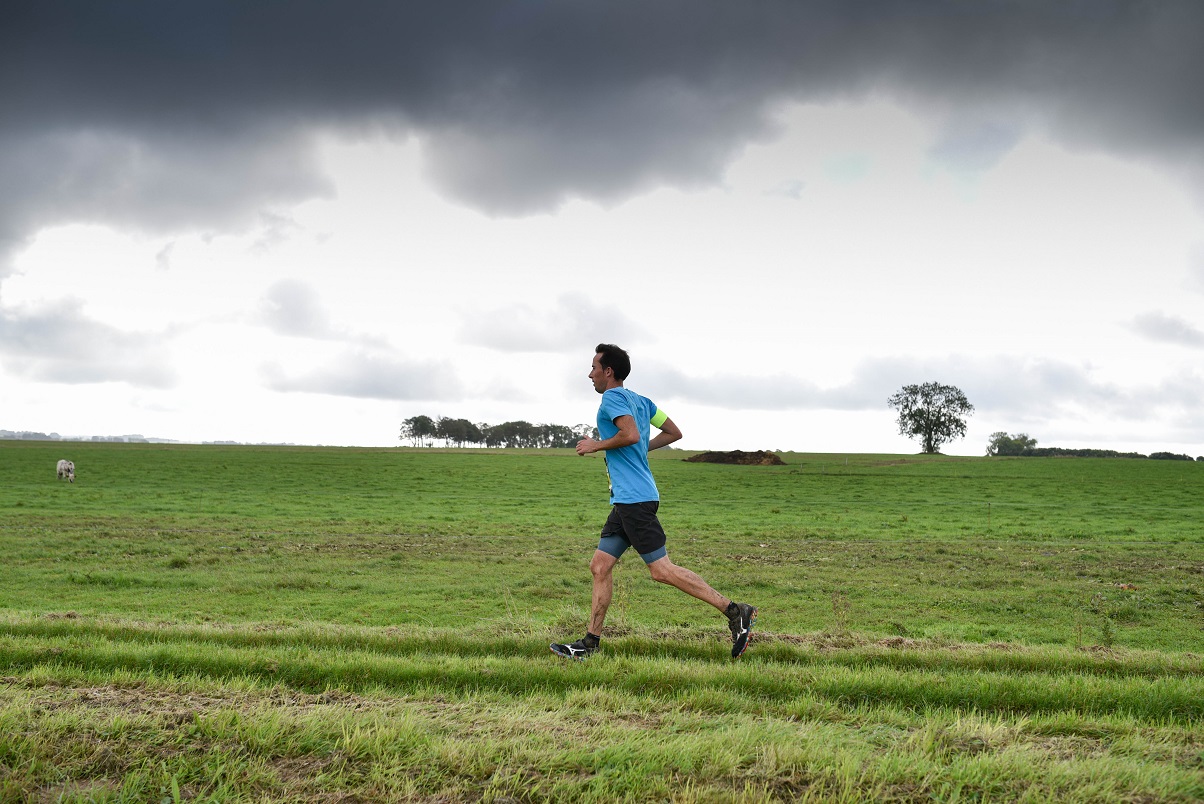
[1,441,1201,802]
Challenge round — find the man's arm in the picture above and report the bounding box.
[576,414,639,456]
[648,416,682,451]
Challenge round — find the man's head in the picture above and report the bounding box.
[591,343,630,393]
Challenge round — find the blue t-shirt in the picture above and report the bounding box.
[597,387,662,504]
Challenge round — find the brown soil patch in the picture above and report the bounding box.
[684,450,785,466]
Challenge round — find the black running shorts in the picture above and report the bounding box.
[598,501,668,563]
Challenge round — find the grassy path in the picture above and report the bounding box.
[2,618,1202,802]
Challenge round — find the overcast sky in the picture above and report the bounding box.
[2,1,1202,455]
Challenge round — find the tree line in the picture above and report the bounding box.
[400,416,598,449]
[886,383,1199,461]
[986,432,1200,461]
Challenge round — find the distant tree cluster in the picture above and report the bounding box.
[0,429,175,444]
[886,383,1200,462]
[986,432,1200,461]
[1149,452,1200,462]
[400,415,597,449]
[985,432,1039,456]
[0,430,59,440]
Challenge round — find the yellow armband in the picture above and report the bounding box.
[650,408,668,428]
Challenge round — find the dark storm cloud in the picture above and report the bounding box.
[3,0,1203,268]
[0,299,176,387]
[0,125,331,269]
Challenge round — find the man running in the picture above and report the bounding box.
[551,343,757,660]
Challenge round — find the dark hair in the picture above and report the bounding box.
[595,343,631,381]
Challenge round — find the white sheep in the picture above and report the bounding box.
[56,459,75,483]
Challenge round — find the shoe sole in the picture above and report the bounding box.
[549,643,592,661]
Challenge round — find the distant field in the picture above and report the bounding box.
[1,441,1201,802]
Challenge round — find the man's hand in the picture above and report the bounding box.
[577,415,639,456]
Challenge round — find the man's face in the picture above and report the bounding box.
[589,353,610,394]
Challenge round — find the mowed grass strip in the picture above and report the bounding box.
[2,655,1201,803]
[0,621,1199,722]
[3,616,1202,681]
[2,625,1201,723]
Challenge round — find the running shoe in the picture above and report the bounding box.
[727,602,758,658]
[550,638,597,660]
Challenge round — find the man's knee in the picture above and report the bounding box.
[647,557,676,584]
[590,551,615,578]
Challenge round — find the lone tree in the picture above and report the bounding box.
[887,382,974,454]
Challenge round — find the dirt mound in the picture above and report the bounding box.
[684,450,785,466]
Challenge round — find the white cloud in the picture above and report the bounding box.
[640,354,1125,416]
[0,298,176,388]
[459,293,649,353]
[258,279,335,339]
[1130,312,1204,348]
[928,117,1023,174]
[1189,246,1204,293]
[262,349,464,401]
[155,242,174,271]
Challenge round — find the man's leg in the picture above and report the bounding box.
[589,549,619,635]
[551,549,619,660]
[645,556,729,612]
[646,555,758,658]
